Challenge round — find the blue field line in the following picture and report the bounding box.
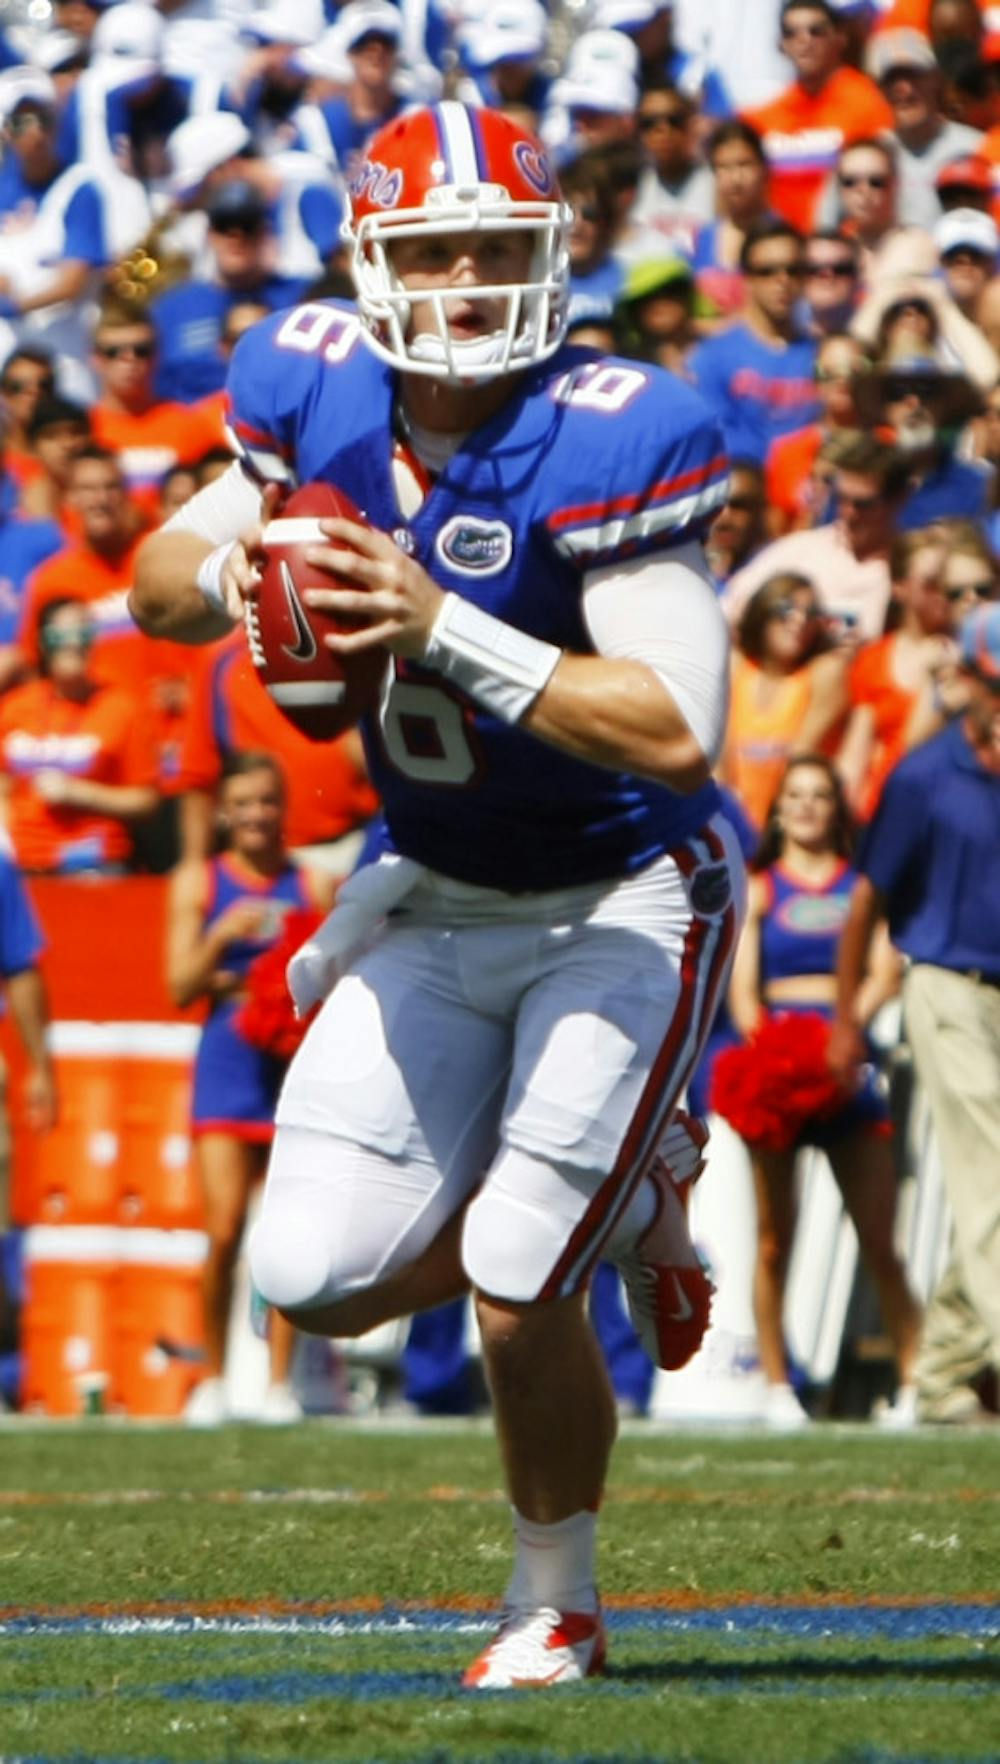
[2,1602,998,1641]
[3,1664,998,1712]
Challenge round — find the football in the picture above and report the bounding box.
[245,481,389,740]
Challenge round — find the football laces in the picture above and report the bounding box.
[244,598,266,670]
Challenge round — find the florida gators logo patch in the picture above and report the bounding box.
[435,515,513,576]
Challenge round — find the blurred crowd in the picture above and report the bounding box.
[0,0,998,1425]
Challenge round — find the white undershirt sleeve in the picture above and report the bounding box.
[160,460,266,545]
[581,541,731,766]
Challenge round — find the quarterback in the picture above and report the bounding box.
[131,102,745,1689]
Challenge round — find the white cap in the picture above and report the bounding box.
[471,0,547,67]
[934,206,1000,259]
[91,2,164,85]
[552,61,639,114]
[338,0,403,49]
[0,66,57,127]
[865,28,937,82]
[293,24,353,81]
[245,0,326,47]
[589,0,661,32]
[167,111,252,198]
[32,30,88,74]
[566,26,641,77]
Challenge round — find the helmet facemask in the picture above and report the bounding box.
[347,185,572,384]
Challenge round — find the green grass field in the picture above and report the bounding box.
[1,1420,998,1764]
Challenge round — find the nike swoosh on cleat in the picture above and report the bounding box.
[666,1275,694,1322]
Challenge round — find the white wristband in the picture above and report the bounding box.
[422,593,561,724]
[195,542,238,619]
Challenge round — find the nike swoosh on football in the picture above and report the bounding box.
[279,560,318,663]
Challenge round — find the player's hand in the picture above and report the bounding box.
[303,517,447,660]
[826,1016,864,1089]
[222,484,285,618]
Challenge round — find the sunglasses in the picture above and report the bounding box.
[945,581,994,602]
[96,341,155,360]
[805,261,856,279]
[211,218,265,236]
[723,494,762,513]
[2,375,54,394]
[7,108,54,134]
[837,491,881,510]
[41,627,94,652]
[771,598,820,620]
[781,21,831,38]
[816,365,858,382]
[573,203,602,223]
[749,260,806,278]
[839,173,890,189]
[638,111,687,131]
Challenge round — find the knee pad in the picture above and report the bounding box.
[248,1205,334,1313]
[462,1146,597,1304]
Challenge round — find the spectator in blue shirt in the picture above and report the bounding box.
[832,602,1000,1426]
[690,218,820,465]
[313,1,405,175]
[152,181,309,403]
[854,345,992,531]
[0,452,63,692]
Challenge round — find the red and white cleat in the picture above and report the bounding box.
[462,1606,606,1689]
[616,1111,714,1372]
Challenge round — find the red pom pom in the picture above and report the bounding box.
[708,1011,851,1151]
[236,907,326,1061]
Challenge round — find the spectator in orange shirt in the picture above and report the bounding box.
[838,528,952,818]
[19,394,89,532]
[177,628,379,873]
[0,348,55,506]
[89,302,219,520]
[0,597,157,874]
[19,445,199,866]
[745,0,894,234]
[18,444,145,678]
[766,330,871,533]
[720,568,850,827]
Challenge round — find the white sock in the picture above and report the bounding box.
[504,1508,599,1615]
[603,1177,656,1260]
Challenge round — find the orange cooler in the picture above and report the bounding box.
[24,1025,126,1225]
[117,1025,203,1229]
[112,1227,208,1417]
[21,1225,120,1416]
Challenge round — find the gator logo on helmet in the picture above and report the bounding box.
[435,515,514,576]
[513,140,554,196]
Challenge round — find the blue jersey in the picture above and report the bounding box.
[227,302,729,892]
[689,323,819,465]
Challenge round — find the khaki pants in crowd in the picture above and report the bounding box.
[903,964,1000,1418]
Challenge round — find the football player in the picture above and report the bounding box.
[130,101,745,1689]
